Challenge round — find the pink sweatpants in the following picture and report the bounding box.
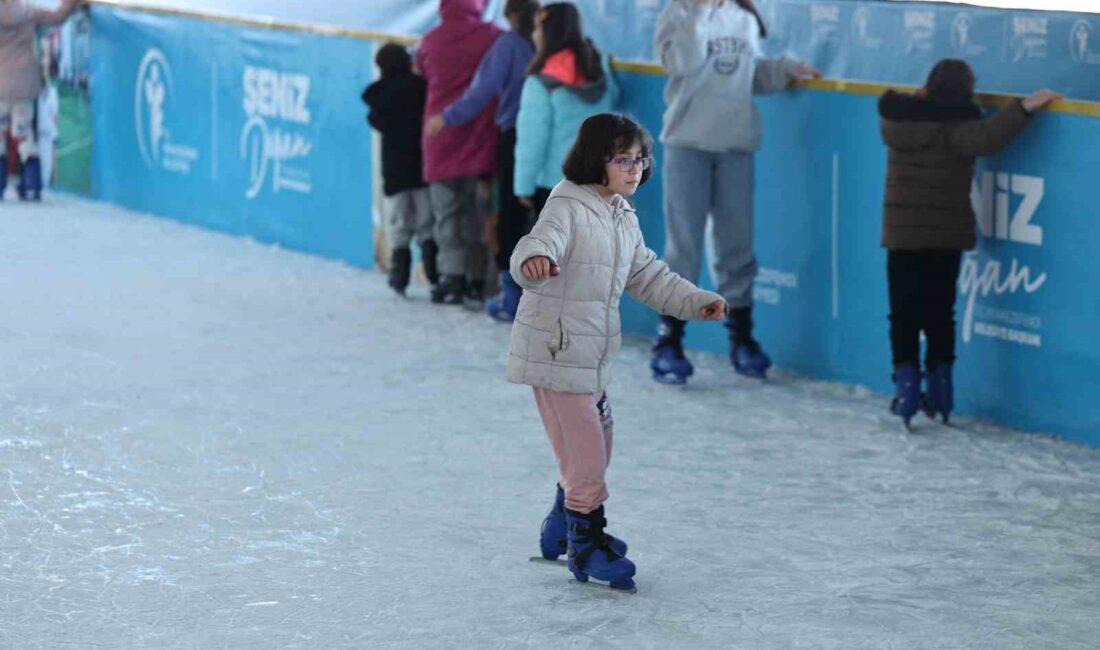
[532,388,614,514]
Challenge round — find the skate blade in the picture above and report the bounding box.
[569,578,637,594]
[651,371,687,386]
[733,367,768,380]
[530,558,638,594]
[528,556,568,567]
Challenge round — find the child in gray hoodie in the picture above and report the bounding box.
[650,0,817,384]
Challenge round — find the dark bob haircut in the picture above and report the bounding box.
[562,113,655,187]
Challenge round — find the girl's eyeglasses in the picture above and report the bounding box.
[608,156,653,173]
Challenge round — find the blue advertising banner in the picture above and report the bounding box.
[86,2,1100,445]
[758,0,1100,101]
[91,1,1100,102]
[91,6,376,265]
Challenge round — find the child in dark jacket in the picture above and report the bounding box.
[877,58,1060,427]
[362,43,438,295]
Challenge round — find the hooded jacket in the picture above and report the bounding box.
[513,50,619,197]
[362,71,428,196]
[655,0,801,153]
[416,0,503,182]
[507,180,722,394]
[878,90,1032,250]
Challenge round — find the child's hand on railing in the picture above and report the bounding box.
[521,256,560,281]
[1022,89,1063,114]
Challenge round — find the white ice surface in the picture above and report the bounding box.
[1,196,1098,649]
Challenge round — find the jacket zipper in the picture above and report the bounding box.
[596,204,621,388]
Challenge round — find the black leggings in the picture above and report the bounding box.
[495,128,531,271]
[887,251,962,368]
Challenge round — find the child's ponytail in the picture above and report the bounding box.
[735,0,767,39]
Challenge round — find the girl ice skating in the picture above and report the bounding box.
[508,113,726,592]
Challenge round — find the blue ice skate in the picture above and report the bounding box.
[725,309,771,379]
[730,340,772,379]
[540,484,626,560]
[921,361,954,424]
[890,365,922,429]
[651,316,692,385]
[565,505,635,592]
[485,270,522,322]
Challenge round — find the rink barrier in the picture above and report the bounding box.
[87,0,1100,116]
[88,1,1100,446]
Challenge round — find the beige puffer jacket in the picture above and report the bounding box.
[507,180,722,394]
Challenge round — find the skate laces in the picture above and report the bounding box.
[569,515,623,569]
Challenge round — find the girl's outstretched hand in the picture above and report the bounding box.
[700,300,727,321]
[521,256,560,281]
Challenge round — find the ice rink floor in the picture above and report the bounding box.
[1,197,1098,648]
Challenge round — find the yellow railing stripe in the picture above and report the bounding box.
[91,0,418,44]
[89,0,1100,118]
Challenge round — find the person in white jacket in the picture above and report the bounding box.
[509,113,726,592]
[651,0,818,384]
[37,39,60,191]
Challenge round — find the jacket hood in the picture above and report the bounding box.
[878,90,982,122]
[440,0,488,23]
[879,90,982,152]
[548,180,635,218]
[536,54,610,104]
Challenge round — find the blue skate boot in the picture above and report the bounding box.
[921,361,954,424]
[651,316,693,385]
[890,365,922,429]
[540,484,626,560]
[17,156,42,201]
[565,505,636,591]
[726,307,771,379]
[485,270,522,322]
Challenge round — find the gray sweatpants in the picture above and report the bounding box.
[662,146,757,308]
[429,176,486,279]
[383,187,434,249]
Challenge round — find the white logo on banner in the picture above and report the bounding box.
[1009,16,1048,62]
[903,10,935,54]
[753,268,799,306]
[240,65,314,200]
[950,12,987,56]
[134,49,199,174]
[952,13,971,52]
[850,7,881,49]
[959,173,1047,348]
[1070,20,1099,64]
[810,3,840,45]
